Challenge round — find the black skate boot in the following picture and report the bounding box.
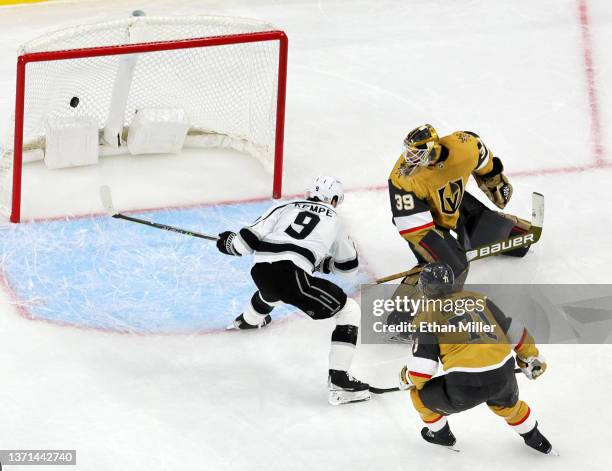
[421,422,456,447]
[328,369,371,405]
[232,313,272,330]
[521,423,553,454]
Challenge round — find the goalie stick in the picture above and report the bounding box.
[369,368,523,394]
[99,185,219,241]
[376,192,544,284]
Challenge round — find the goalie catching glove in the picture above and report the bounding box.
[474,157,513,209]
[216,231,241,256]
[517,354,547,380]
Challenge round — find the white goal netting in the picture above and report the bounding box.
[0,14,285,221]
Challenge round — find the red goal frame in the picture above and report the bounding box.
[10,30,288,223]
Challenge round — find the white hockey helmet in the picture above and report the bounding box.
[307,176,344,206]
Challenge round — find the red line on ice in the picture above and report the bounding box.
[578,0,605,166]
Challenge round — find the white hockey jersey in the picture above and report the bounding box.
[231,199,359,275]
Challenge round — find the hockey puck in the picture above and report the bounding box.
[69,96,79,108]
[132,9,146,17]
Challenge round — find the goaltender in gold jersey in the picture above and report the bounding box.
[388,125,531,282]
[397,262,553,453]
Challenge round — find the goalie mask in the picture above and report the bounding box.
[307,176,344,206]
[401,124,441,175]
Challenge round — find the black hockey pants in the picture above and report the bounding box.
[250,261,347,320]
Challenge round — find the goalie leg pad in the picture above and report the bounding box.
[461,208,514,248]
[416,229,469,280]
[457,192,531,257]
[500,214,533,258]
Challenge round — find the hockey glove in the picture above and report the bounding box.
[316,256,333,274]
[474,157,513,209]
[517,355,547,380]
[216,231,241,256]
[399,366,416,390]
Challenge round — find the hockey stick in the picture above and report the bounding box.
[99,185,219,241]
[376,192,544,284]
[370,368,523,394]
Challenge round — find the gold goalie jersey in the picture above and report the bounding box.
[389,131,494,245]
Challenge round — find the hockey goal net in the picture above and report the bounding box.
[0,14,287,223]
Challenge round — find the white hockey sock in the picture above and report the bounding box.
[242,292,274,326]
[243,301,269,326]
[426,416,448,432]
[509,410,537,435]
[329,342,356,371]
[329,298,360,371]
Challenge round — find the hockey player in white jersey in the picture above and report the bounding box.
[215,176,370,405]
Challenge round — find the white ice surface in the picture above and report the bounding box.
[1,0,611,470]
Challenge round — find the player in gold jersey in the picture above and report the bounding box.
[388,124,531,283]
[399,263,552,453]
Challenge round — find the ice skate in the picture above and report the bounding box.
[421,423,458,451]
[328,369,371,405]
[232,313,272,330]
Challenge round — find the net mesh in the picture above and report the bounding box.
[0,15,283,219]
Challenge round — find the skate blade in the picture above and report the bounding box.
[425,442,460,453]
[328,389,371,406]
[225,321,269,330]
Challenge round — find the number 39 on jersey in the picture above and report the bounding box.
[395,194,414,211]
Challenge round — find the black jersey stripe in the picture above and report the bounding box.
[239,228,261,251]
[334,257,359,272]
[256,240,317,266]
[437,145,450,164]
[475,143,490,170]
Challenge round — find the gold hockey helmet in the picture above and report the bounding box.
[401,124,441,174]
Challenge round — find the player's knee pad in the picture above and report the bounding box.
[331,299,360,346]
[331,324,358,346]
[334,298,360,327]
